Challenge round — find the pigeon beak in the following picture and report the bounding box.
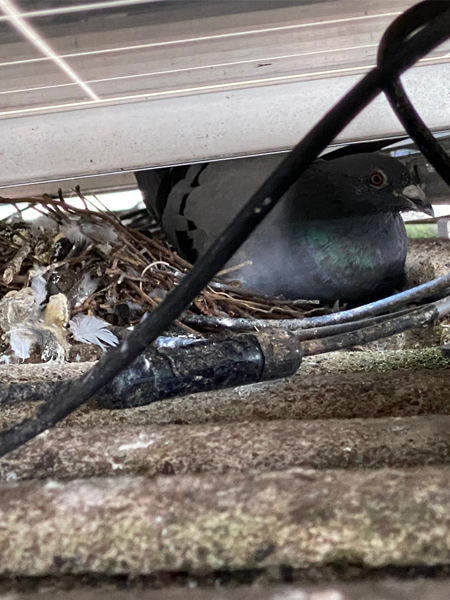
[400,184,434,216]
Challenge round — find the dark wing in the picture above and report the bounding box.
[161,155,286,261]
[134,166,191,221]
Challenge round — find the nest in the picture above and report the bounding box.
[0,190,330,363]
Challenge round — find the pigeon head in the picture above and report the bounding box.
[290,152,433,219]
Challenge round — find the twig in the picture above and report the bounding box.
[128,281,199,336]
[216,261,252,277]
[0,192,323,323]
[3,240,32,285]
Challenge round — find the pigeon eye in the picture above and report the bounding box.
[369,171,387,188]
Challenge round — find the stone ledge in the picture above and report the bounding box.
[1,415,450,481]
[2,468,450,576]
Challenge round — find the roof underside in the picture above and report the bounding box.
[0,0,448,196]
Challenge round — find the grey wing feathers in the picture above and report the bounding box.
[161,164,208,258]
[163,155,285,258]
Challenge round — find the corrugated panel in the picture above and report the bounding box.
[0,0,449,194]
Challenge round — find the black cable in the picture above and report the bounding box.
[0,2,450,458]
[378,3,450,188]
[0,300,446,410]
[384,78,450,187]
[286,307,418,341]
[302,302,441,356]
[182,271,450,331]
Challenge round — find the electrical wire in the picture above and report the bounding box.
[183,272,450,331]
[0,298,446,409]
[377,1,450,189]
[302,301,443,356]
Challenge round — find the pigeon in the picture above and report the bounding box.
[135,151,432,304]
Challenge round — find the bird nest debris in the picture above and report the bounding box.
[0,190,328,364]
